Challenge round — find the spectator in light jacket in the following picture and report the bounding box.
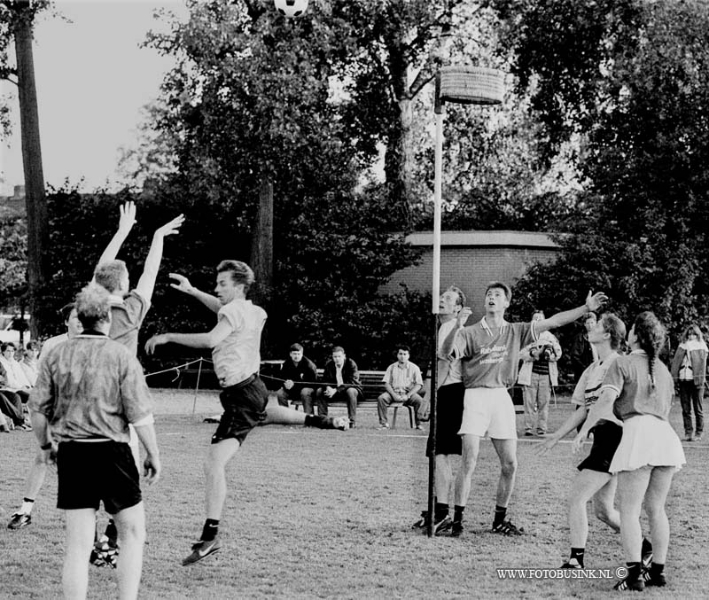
[670,324,707,442]
[517,311,562,436]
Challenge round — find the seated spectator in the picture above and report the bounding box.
[0,342,33,403]
[275,343,318,412]
[0,388,30,430]
[315,346,362,428]
[377,345,425,430]
[19,341,40,387]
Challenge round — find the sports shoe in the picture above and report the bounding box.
[524,431,534,437]
[90,535,118,568]
[327,416,350,430]
[613,574,644,591]
[684,433,694,442]
[378,423,390,430]
[695,433,703,442]
[561,558,582,569]
[492,519,524,536]
[415,424,424,430]
[433,515,452,535]
[182,537,221,566]
[451,520,463,538]
[412,510,429,529]
[7,512,31,530]
[642,569,666,587]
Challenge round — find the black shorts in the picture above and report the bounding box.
[212,374,268,445]
[577,420,623,473]
[427,382,465,457]
[57,441,141,514]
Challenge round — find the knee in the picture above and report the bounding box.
[117,517,146,545]
[500,458,517,477]
[378,393,389,404]
[346,388,358,400]
[300,388,313,401]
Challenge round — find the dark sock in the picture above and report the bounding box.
[201,519,220,542]
[304,414,323,428]
[641,537,653,556]
[626,562,642,581]
[453,505,465,523]
[649,562,664,578]
[570,547,585,568]
[493,505,507,526]
[23,497,35,504]
[104,519,118,544]
[434,502,449,522]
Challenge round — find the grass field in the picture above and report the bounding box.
[1,390,707,599]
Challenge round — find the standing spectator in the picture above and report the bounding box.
[670,324,707,442]
[377,345,425,430]
[0,342,34,403]
[275,344,318,412]
[316,346,363,428]
[20,341,41,387]
[29,284,161,600]
[518,311,562,436]
[567,313,599,383]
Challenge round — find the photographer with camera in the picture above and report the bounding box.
[517,311,562,436]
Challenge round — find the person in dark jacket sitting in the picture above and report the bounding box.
[275,343,318,412]
[315,346,362,428]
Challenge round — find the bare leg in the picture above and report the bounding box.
[63,508,96,600]
[204,439,240,520]
[112,502,146,600]
[617,467,652,563]
[644,467,675,564]
[435,454,454,504]
[454,434,481,506]
[568,470,615,548]
[490,438,517,507]
[592,475,620,532]
[262,395,307,425]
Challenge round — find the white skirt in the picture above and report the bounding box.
[609,415,686,474]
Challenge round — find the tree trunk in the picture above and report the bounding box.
[13,9,48,339]
[250,177,274,305]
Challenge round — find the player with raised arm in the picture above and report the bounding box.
[440,282,607,538]
[145,261,348,566]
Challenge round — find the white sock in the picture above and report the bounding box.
[20,500,34,514]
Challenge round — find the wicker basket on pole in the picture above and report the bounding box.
[439,66,504,105]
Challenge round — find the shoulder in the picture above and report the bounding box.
[347,358,359,369]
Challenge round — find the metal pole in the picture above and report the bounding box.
[427,73,445,537]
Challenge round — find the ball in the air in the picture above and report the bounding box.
[274,0,308,18]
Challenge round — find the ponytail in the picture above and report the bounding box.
[632,311,666,388]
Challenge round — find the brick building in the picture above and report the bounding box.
[381,230,560,321]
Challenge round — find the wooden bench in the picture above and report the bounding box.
[264,365,417,429]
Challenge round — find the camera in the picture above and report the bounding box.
[537,343,555,361]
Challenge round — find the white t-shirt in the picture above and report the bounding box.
[212,299,267,388]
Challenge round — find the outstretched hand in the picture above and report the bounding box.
[169,273,194,295]
[571,432,587,454]
[533,435,558,456]
[155,214,185,238]
[118,201,137,235]
[145,334,168,355]
[585,290,608,313]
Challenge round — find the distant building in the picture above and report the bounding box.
[381,230,561,321]
[0,185,26,219]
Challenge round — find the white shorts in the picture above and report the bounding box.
[458,388,517,440]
